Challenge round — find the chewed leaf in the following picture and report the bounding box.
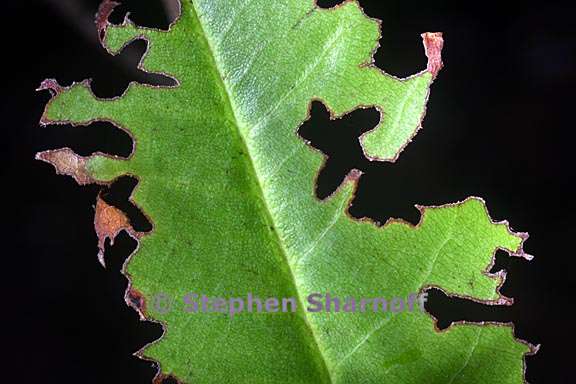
[36,148,95,185]
[37,0,535,383]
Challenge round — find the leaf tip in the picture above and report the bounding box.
[36,78,63,96]
[96,0,121,42]
[421,32,444,79]
[36,148,94,185]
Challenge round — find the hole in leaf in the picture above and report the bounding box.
[41,121,133,158]
[425,287,516,330]
[298,101,380,199]
[89,39,177,98]
[109,0,180,30]
[100,176,153,233]
[298,101,432,225]
[315,1,345,9]
[489,249,518,274]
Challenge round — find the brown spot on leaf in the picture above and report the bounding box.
[95,196,135,266]
[36,148,94,185]
[126,287,148,319]
[422,32,444,79]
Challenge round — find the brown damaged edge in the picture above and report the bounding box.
[422,32,444,79]
[95,1,184,379]
[97,0,120,41]
[37,78,63,96]
[38,0,172,381]
[35,148,95,185]
[95,196,142,267]
[35,149,145,266]
[355,31,443,162]
[126,286,147,320]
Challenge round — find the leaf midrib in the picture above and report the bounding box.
[188,2,334,383]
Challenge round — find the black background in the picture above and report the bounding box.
[2,0,574,382]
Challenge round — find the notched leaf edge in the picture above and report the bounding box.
[358,30,444,163]
[35,148,152,266]
[36,148,95,185]
[94,196,142,266]
[351,0,444,162]
[37,1,535,382]
[96,0,182,90]
[305,163,539,382]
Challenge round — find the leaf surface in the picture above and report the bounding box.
[37,1,535,382]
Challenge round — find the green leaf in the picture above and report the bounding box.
[37,1,535,382]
